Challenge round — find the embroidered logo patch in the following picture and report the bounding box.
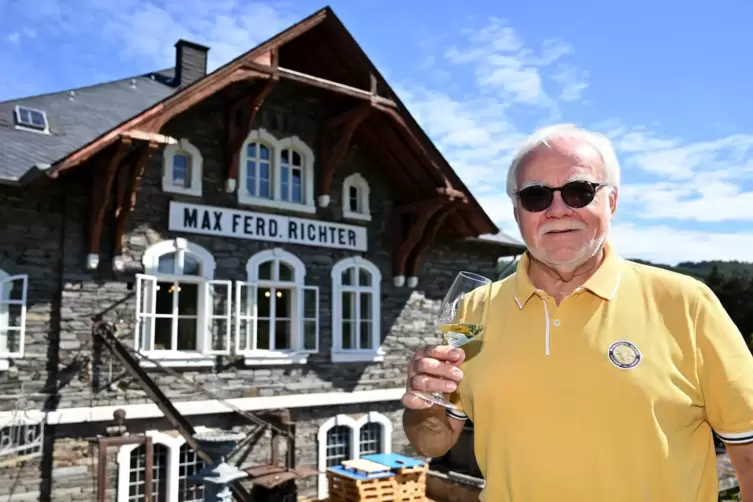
[608,341,641,369]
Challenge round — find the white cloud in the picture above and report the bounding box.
[5,0,297,71]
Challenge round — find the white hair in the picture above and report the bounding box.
[505,124,621,198]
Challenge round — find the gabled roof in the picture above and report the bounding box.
[0,69,177,184]
[0,6,519,243]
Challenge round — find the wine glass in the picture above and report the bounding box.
[414,271,492,409]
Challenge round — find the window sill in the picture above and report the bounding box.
[137,352,216,369]
[243,351,310,366]
[331,351,384,363]
[237,196,317,215]
[343,210,372,223]
[162,184,202,197]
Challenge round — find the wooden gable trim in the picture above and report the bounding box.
[47,8,331,178]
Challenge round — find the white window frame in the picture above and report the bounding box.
[331,257,383,362]
[116,428,208,502]
[14,105,49,134]
[135,238,230,367]
[162,138,203,197]
[342,173,372,222]
[236,128,316,214]
[316,412,393,500]
[235,248,318,365]
[0,268,28,366]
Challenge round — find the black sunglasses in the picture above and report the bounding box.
[515,181,608,213]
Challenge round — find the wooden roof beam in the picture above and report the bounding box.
[242,60,396,107]
[405,201,463,284]
[391,195,461,287]
[112,141,160,271]
[317,103,371,207]
[225,56,279,192]
[86,138,132,271]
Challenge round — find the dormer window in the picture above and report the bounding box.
[14,105,48,133]
[162,138,203,197]
[342,173,371,222]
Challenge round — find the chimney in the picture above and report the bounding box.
[174,39,210,88]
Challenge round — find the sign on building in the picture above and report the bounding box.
[168,201,368,251]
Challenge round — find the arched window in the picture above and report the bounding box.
[162,138,203,197]
[331,257,383,362]
[342,173,371,222]
[0,268,27,359]
[136,239,230,363]
[236,129,316,214]
[316,412,393,500]
[236,248,318,364]
[116,430,207,502]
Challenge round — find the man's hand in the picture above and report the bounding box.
[401,344,466,409]
[401,344,467,457]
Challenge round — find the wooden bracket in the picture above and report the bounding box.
[87,138,132,269]
[318,103,371,206]
[392,196,454,284]
[112,141,160,266]
[405,200,463,281]
[225,51,279,191]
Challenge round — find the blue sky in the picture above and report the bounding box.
[2,0,753,264]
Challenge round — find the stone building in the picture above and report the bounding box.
[0,7,524,502]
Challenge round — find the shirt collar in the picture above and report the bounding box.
[513,240,623,309]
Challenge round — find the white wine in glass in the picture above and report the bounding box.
[414,271,491,409]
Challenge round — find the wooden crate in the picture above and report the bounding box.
[360,454,428,502]
[328,459,398,502]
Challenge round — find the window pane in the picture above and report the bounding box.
[246,160,256,196]
[183,255,201,276]
[349,186,359,212]
[259,162,270,198]
[342,320,353,350]
[359,292,372,321]
[275,320,291,350]
[281,149,289,164]
[155,282,173,315]
[279,262,293,282]
[281,166,289,201]
[303,321,316,351]
[260,144,270,160]
[247,143,256,158]
[259,261,273,280]
[341,268,354,286]
[177,283,198,316]
[173,154,188,187]
[178,444,205,502]
[154,318,172,350]
[304,289,316,319]
[359,422,382,455]
[292,169,302,203]
[276,289,291,319]
[359,320,372,350]
[177,318,197,351]
[342,291,354,320]
[292,151,302,166]
[157,254,175,275]
[326,426,351,467]
[257,320,270,350]
[358,267,372,286]
[258,288,271,318]
[152,444,168,502]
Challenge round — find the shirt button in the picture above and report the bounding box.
[553,319,561,327]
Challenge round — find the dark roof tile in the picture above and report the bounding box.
[0,69,177,183]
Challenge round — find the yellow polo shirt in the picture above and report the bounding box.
[448,242,753,501]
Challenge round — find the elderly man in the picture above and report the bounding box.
[402,124,753,501]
